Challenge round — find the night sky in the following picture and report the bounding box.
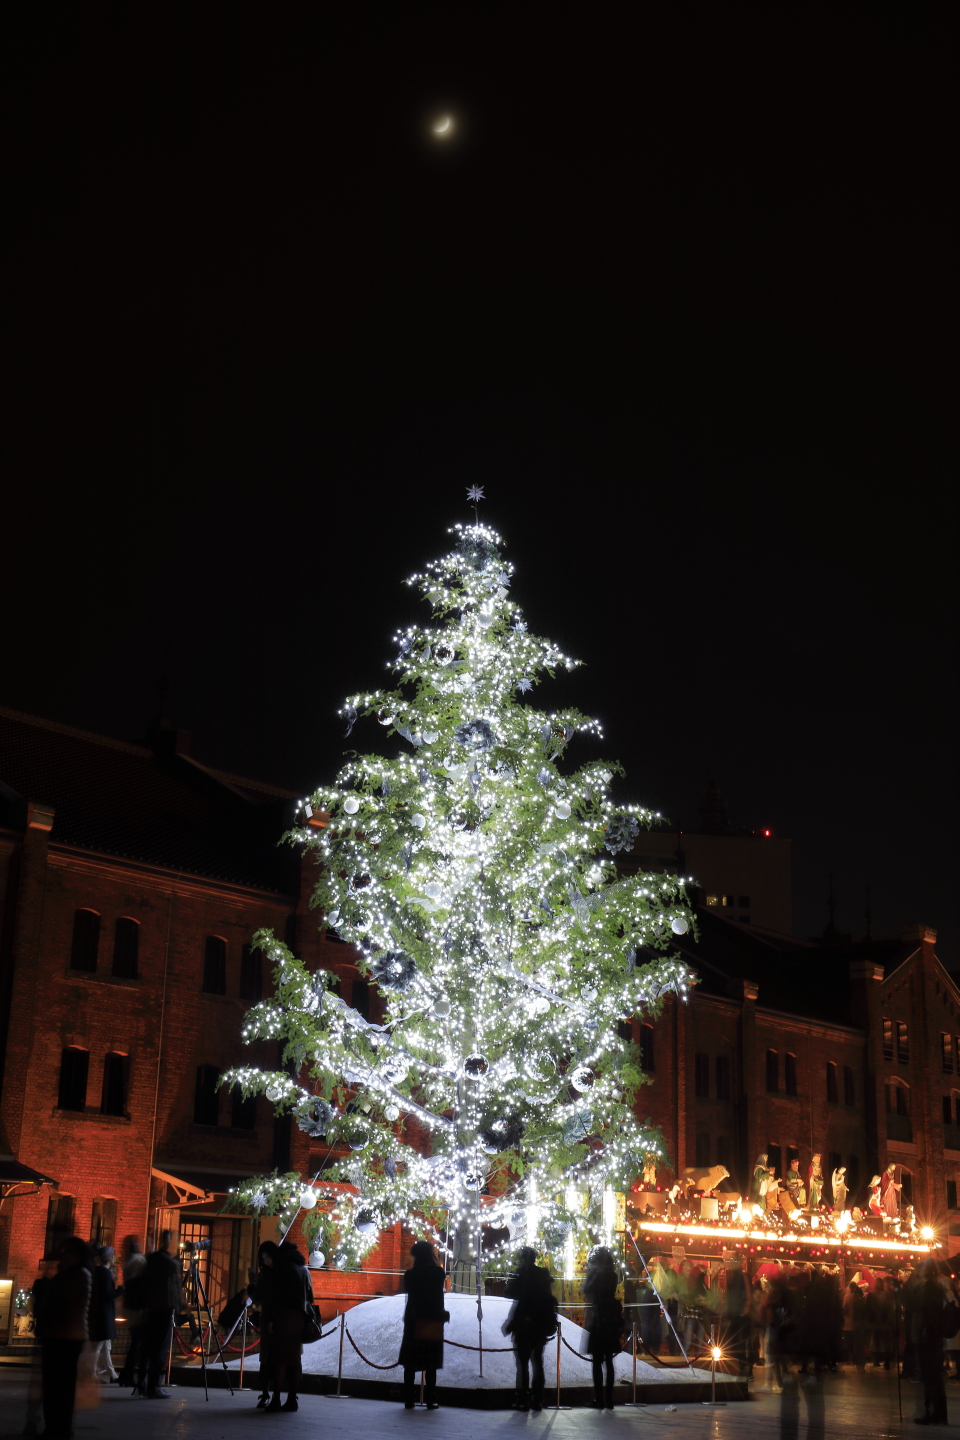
[7,6,956,961]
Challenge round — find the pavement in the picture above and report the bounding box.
[2,1367,959,1440]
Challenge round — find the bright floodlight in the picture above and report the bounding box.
[921,1225,935,1240]
[711,1346,722,1362]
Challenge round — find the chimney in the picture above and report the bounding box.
[900,923,937,948]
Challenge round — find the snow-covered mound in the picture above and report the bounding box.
[231,1291,719,1390]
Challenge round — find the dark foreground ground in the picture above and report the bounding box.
[1,1365,957,1440]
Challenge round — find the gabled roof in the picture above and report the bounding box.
[0,707,303,892]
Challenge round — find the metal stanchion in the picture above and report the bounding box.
[420,1370,426,1406]
[165,1312,175,1388]
[325,1312,351,1398]
[237,1302,250,1391]
[623,1321,646,1407]
[545,1320,571,1410]
[701,1324,726,1407]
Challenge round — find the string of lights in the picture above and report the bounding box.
[225,518,696,1271]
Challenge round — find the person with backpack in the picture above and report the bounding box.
[503,1246,558,1412]
[583,1247,624,1410]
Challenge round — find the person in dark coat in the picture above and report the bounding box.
[264,1242,314,1412]
[116,1236,147,1391]
[83,1245,118,1383]
[504,1246,558,1412]
[399,1240,447,1409]
[583,1247,624,1410]
[141,1229,182,1399]
[249,1240,280,1409]
[37,1235,92,1440]
[913,1259,948,1425]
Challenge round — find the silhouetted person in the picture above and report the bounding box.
[584,1247,624,1410]
[248,1240,280,1408]
[399,1240,447,1409]
[843,1282,866,1371]
[38,1235,92,1440]
[504,1246,558,1412]
[117,1235,147,1391]
[141,1229,181,1398]
[264,1241,313,1412]
[83,1245,118,1382]
[914,1259,948,1425]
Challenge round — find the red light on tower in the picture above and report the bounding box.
[763,829,771,837]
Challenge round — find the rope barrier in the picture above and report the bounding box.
[444,1337,513,1353]
[560,1332,593,1362]
[173,1328,262,1358]
[343,1329,400,1370]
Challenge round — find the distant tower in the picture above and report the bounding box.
[699,780,728,834]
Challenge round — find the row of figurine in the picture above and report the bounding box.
[750,1155,902,1218]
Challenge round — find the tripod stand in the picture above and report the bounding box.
[626,1232,695,1372]
[184,1248,235,1400]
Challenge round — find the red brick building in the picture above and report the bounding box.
[635,909,960,1251]
[1,708,956,1320]
[0,707,385,1313]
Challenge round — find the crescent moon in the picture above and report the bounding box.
[433,117,451,134]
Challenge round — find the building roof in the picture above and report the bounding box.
[665,907,916,1027]
[0,707,304,892]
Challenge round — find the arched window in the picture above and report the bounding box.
[239,943,262,1002]
[768,1143,782,1179]
[695,1133,710,1167]
[716,1135,731,1167]
[897,1022,910,1065]
[785,1054,798,1096]
[826,1062,839,1103]
[202,936,227,995]
[843,1065,855,1106]
[44,1193,75,1258]
[640,1024,655,1074]
[58,1047,89,1111]
[694,1053,710,1098]
[70,909,100,972]
[100,1052,128,1116]
[112,918,139,979]
[899,1166,914,1207]
[194,1065,221,1126]
[886,1079,912,1141]
[351,976,370,1020]
[715,1055,731,1101]
[766,1049,779,1093]
[90,1197,118,1250]
[231,1084,256,1129]
[943,1033,954,1074]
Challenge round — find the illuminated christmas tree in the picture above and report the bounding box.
[227,503,694,1282]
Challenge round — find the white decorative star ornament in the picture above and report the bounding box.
[466,485,485,502]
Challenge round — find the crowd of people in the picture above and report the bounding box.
[625,1253,960,1424]
[26,1230,960,1431]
